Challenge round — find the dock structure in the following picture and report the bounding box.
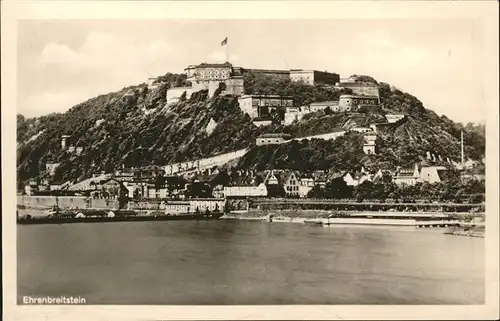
[415,220,461,228]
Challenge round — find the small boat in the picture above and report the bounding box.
[304,219,323,226]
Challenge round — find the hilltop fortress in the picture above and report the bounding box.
[164,62,382,127]
[166,62,348,103]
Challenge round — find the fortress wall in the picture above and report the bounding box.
[296,131,346,141]
[198,149,248,168]
[165,148,249,174]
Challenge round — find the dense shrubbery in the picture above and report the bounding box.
[308,176,485,203]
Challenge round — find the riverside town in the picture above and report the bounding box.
[17,58,486,233]
[16,29,486,306]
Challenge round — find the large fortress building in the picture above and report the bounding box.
[170,62,341,104]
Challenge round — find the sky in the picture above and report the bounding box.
[17,19,485,123]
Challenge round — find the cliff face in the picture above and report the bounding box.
[17,74,485,185]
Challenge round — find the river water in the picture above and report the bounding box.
[17,220,484,305]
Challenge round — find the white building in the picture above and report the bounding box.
[238,94,293,119]
[298,178,315,198]
[224,183,268,198]
[339,94,379,112]
[189,199,225,212]
[256,133,291,146]
[394,164,420,186]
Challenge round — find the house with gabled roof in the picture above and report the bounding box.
[262,170,286,197]
[281,170,300,197]
[343,167,373,187]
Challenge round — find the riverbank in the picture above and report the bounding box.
[221,209,485,235]
[444,225,485,238]
[221,209,334,222]
[222,208,484,219]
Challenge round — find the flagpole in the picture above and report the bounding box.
[225,39,229,63]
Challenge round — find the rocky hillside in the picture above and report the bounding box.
[17,72,485,185]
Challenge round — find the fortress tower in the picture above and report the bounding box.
[61,135,70,150]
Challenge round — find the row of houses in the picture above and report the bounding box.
[26,154,483,200]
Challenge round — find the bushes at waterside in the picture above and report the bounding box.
[307,177,485,203]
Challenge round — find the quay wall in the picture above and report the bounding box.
[128,200,164,210]
[18,196,225,212]
[17,196,119,210]
[18,195,87,209]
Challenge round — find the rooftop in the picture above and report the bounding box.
[340,94,380,99]
[196,62,233,68]
[240,94,294,99]
[310,101,339,106]
[245,68,290,74]
[258,133,292,138]
[290,69,339,75]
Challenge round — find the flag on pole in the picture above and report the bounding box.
[221,37,228,46]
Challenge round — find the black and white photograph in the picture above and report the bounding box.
[2,1,499,320]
